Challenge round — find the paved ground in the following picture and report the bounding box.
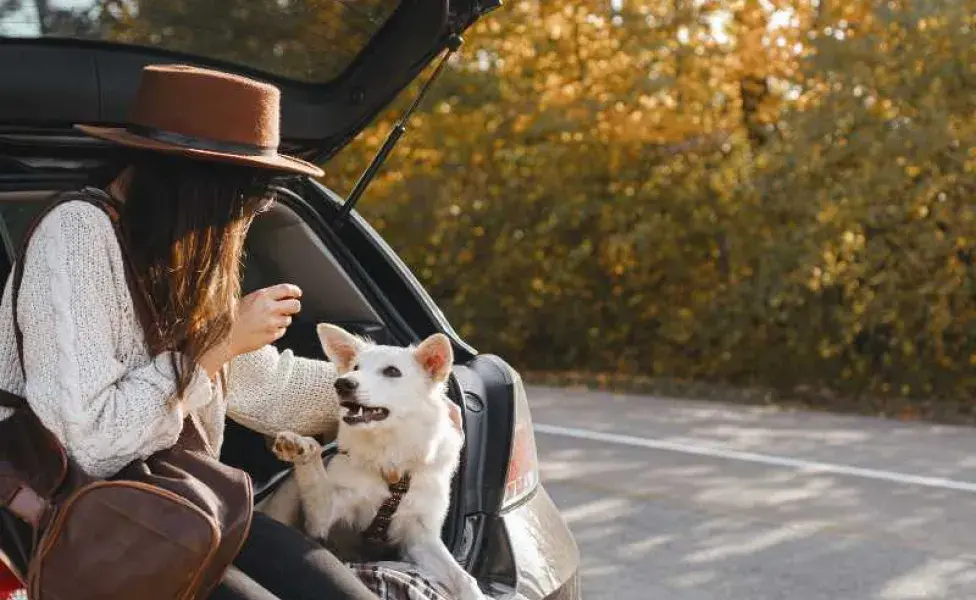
[528,386,976,600]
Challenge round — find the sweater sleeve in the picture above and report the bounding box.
[16,202,210,478]
[225,345,340,438]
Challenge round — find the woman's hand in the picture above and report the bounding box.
[230,284,303,354]
[198,284,302,376]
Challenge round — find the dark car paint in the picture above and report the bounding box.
[474,486,582,600]
[502,487,581,600]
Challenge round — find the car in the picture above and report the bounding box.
[0,1,582,599]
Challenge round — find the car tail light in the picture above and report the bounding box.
[501,371,540,510]
[0,563,23,600]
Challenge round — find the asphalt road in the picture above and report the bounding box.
[528,386,976,600]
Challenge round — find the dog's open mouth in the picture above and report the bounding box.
[340,401,390,425]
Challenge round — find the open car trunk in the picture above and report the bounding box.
[0,3,534,590]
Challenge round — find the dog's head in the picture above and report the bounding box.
[317,324,454,432]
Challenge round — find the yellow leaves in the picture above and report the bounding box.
[511,114,533,135]
[328,0,976,403]
[841,230,865,251]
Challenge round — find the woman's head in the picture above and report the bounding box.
[73,64,321,398]
[112,153,280,396]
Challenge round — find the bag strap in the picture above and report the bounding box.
[7,188,214,455]
[10,187,159,376]
[0,389,25,410]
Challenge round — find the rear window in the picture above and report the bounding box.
[0,0,399,83]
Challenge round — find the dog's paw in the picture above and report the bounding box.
[272,431,321,464]
[454,574,487,600]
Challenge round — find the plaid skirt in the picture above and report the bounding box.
[348,561,453,600]
[1,565,449,600]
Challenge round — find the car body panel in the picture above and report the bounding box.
[506,487,581,600]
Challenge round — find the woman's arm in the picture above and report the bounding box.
[225,344,340,438]
[16,202,211,478]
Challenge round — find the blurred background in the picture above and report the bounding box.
[343,0,976,424]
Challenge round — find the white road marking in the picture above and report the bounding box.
[534,423,976,493]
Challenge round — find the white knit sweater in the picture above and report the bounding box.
[0,201,340,478]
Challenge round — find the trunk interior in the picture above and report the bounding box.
[0,186,467,578]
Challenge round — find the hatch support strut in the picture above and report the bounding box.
[335,34,464,224]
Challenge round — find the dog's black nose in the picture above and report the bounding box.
[335,377,358,396]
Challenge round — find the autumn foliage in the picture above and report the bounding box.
[335,0,976,403]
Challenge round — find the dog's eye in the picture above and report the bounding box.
[352,364,360,371]
[382,366,402,378]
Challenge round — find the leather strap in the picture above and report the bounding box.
[126,125,278,157]
[0,389,26,410]
[361,472,412,545]
[11,187,160,372]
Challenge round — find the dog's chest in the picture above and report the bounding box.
[323,470,425,562]
[329,461,441,540]
[336,476,419,533]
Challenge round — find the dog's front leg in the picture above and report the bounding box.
[405,533,485,600]
[272,431,339,539]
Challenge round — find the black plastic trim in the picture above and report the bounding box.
[307,179,478,359]
[0,0,483,159]
[453,355,515,515]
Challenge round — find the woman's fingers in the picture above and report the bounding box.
[265,283,302,300]
[229,283,302,356]
[274,298,301,316]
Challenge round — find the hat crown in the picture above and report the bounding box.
[127,65,280,150]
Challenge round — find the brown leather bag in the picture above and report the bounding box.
[0,188,253,599]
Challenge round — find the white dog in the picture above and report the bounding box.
[264,324,485,600]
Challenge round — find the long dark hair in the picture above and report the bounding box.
[108,154,279,399]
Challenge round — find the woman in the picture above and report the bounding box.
[0,65,379,600]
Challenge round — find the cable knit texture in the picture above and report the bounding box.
[0,201,340,478]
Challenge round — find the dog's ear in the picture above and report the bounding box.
[414,333,453,383]
[317,324,366,373]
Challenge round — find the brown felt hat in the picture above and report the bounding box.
[75,64,324,177]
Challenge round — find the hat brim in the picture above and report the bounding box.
[74,124,325,178]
